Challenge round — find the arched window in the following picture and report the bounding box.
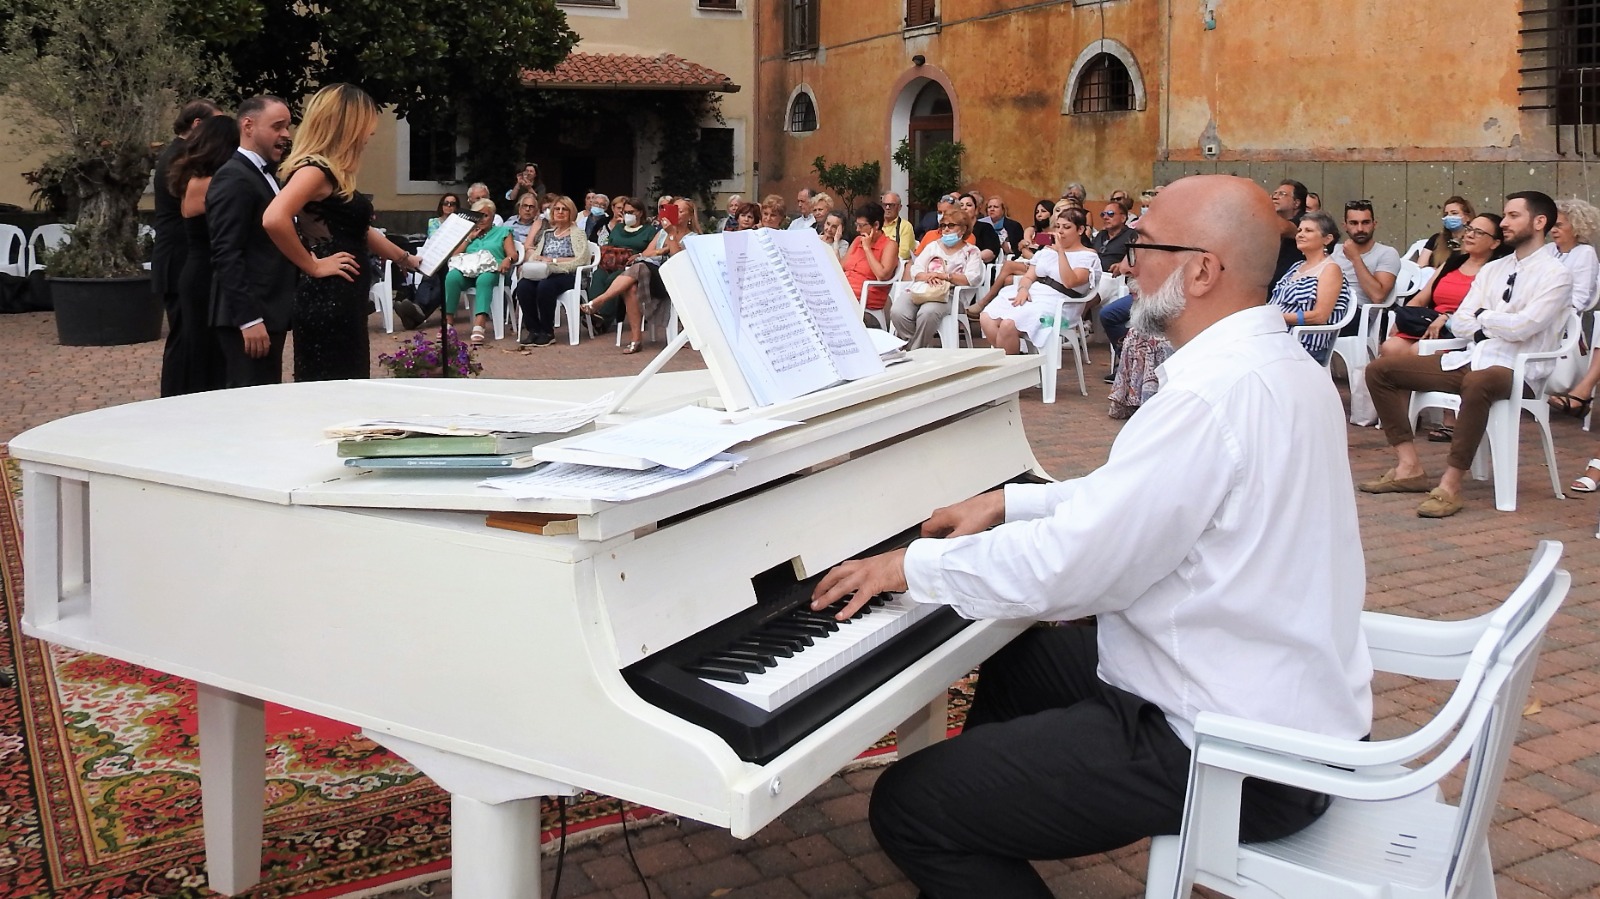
[788,90,818,133]
[1071,54,1134,114]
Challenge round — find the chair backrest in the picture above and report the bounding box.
[1519,310,1583,397]
[1385,258,1428,305]
[1403,236,1429,263]
[0,224,24,277]
[27,223,73,272]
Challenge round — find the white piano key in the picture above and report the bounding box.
[701,595,939,712]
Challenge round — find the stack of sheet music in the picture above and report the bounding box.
[326,401,610,471]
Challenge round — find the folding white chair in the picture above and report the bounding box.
[369,259,395,333]
[27,223,73,273]
[1146,540,1569,899]
[0,224,24,277]
[1024,291,1091,403]
[1290,296,1362,372]
[1407,311,1581,511]
[857,276,898,332]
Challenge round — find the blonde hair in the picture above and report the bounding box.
[676,197,703,234]
[1558,197,1600,245]
[280,83,378,199]
[550,195,579,220]
[469,198,497,216]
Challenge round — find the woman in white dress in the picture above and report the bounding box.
[981,207,1100,355]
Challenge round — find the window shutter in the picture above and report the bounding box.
[906,0,937,28]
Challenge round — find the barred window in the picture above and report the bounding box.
[1520,0,1600,133]
[786,0,819,54]
[788,92,818,133]
[1071,54,1134,114]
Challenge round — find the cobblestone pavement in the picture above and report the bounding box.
[3,310,1599,898]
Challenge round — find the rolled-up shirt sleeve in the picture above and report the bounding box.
[903,388,1239,621]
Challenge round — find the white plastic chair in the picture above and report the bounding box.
[615,305,679,345]
[551,262,597,345]
[1403,236,1430,265]
[461,267,509,341]
[857,276,897,332]
[1407,311,1581,512]
[1025,285,1093,403]
[1290,294,1362,371]
[368,259,395,333]
[1146,540,1570,899]
[1332,259,1428,375]
[0,224,24,277]
[27,223,73,273]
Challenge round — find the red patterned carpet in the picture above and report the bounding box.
[0,447,975,897]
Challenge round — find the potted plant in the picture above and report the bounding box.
[0,0,214,345]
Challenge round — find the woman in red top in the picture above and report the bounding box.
[1378,213,1506,359]
[843,201,899,324]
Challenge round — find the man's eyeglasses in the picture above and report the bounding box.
[1344,200,1373,211]
[1270,190,1293,200]
[1125,233,1225,269]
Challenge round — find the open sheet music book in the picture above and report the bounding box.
[416,213,478,276]
[665,229,885,410]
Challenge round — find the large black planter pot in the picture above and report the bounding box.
[50,275,162,346]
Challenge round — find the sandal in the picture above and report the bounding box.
[621,341,643,355]
[1571,458,1600,493]
[1549,393,1593,418]
[1425,425,1454,443]
[470,325,486,344]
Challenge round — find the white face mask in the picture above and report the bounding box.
[1140,206,1150,217]
[623,213,639,227]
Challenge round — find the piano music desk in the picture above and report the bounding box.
[12,351,1044,897]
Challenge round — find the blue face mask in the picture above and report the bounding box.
[1442,214,1465,231]
[940,232,961,247]
[590,206,605,216]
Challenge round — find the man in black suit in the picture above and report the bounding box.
[208,95,296,387]
[155,98,218,397]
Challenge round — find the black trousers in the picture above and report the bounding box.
[215,326,287,388]
[869,625,1330,899]
[515,271,576,339]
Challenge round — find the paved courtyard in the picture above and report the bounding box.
[2,309,1600,898]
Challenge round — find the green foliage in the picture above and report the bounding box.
[812,156,881,217]
[647,93,727,219]
[0,0,219,277]
[893,138,964,211]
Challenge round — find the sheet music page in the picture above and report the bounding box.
[324,394,613,439]
[560,405,798,470]
[482,454,740,502]
[416,213,477,276]
[768,230,886,383]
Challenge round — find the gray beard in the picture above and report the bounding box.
[1129,268,1189,338]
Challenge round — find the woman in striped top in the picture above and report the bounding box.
[1269,210,1351,364]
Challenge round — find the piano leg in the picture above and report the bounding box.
[364,731,579,898]
[895,693,949,758]
[196,684,266,895]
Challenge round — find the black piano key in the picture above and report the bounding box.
[699,654,765,673]
[737,637,795,658]
[772,620,833,637]
[788,611,842,631]
[685,664,749,684]
[752,630,812,649]
[718,648,778,667]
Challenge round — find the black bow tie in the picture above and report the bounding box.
[261,159,279,176]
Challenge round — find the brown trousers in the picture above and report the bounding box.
[1366,353,1515,472]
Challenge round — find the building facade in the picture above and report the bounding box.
[756,0,1600,245]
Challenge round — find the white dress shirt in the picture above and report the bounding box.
[236,147,279,195]
[787,214,816,232]
[903,305,1373,746]
[1548,242,1598,312]
[1444,246,1572,380]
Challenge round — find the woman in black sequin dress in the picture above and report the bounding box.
[262,83,419,381]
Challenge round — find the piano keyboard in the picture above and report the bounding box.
[694,593,940,712]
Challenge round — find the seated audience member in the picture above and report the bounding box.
[1092,200,1134,274]
[1550,197,1599,312]
[983,197,1024,258]
[585,197,697,353]
[1060,181,1087,207]
[809,192,836,233]
[1107,188,1130,210]
[442,198,516,344]
[809,175,1372,899]
[584,193,612,244]
[1019,199,1055,259]
[844,201,900,326]
[917,196,979,254]
[1413,196,1474,268]
[1332,200,1401,307]
[466,182,504,226]
[1269,210,1351,364]
[725,201,760,233]
[508,193,542,245]
[514,195,590,347]
[983,207,1100,355]
[1305,191,1322,212]
[760,195,787,230]
[1107,326,1174,419]
[960,193,1003,263]
[720,194,743,231]
[1270,179,1308,284]
[596,195,627,247]
[583,196,658,329]
[427,193,461,237]
[504,162,544,209]
[788,187,816,231]
[1545,200,1600,415]
[820,211,849,260]
[975,200,1076,315]
[917,193,958,239]
[1130,187,1160,225]
[894,209,984,349]
[1364,192,1571,518]
[881,192,916,261]
[1378,213,1506,361]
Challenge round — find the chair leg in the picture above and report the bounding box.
[1039,335,1059,404]
[1486,402,1518,512]
[1533,408,1565,501]
[1143,835,1180,899]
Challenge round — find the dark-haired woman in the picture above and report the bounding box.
[162,114,239,396]
[1269,210,1351,364]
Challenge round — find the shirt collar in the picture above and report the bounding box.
[237,147,270,171]
[1157,305,1287,387]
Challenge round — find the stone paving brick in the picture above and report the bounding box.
[790,859,872,896]
[6,311,1600,898]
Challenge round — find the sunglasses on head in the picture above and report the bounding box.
[1344,200,1373,211]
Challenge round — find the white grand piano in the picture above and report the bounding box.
[12,344,1047,896]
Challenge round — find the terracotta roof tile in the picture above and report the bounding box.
[521,52,740,93]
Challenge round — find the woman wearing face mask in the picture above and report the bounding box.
[1414,196,1474,268]
[584,193,612,244]
[582,196,658,329]
[893,210,985,350]
[981,208,1101,355]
